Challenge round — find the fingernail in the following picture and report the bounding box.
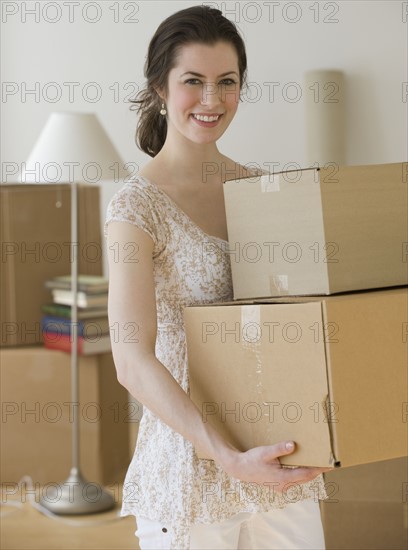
[286,441,295,450]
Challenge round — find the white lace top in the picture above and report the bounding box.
[104,176,327,549]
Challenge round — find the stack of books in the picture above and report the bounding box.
[41,275,111,354]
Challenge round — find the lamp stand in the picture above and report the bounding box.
[40,181,115,514]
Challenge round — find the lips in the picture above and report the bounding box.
[191,113,222,123]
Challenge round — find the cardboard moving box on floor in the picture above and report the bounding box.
[321,457,408,549]
[223,162,408,299]
[184,287,408,467]
[0,347,130,486]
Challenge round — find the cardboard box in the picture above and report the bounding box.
[321,501,407,550]
[320,457,408,549]
[184,288,408,467]
[322,456,407,503]
[0,347,130,485]
[223,162,408,299]
[1,184,103,346]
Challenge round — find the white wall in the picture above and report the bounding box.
[2,0,406,275]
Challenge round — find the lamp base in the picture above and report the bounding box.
[39,468,115,515]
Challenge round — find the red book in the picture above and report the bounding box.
[43,331,111,355]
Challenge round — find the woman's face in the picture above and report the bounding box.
[162,41,241,147]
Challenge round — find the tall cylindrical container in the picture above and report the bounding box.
[304,69,346,167]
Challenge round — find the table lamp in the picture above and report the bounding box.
[18,111,130,514]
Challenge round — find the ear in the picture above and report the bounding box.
[154,87,167,102]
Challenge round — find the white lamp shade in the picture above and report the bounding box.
[19,111,130,184]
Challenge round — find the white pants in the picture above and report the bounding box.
[135,498,326,549]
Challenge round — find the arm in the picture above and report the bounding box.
[107,220,330,488]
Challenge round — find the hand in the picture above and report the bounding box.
[224,441,333,492]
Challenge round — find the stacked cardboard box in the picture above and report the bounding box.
[184,162,407,466]
[183,161,408,548]
[223,163,407,299]
[0,347,130,486]
[0,184,131,490]
[184,288,407,467]
[320,457,407,550]
[0,184,103,347]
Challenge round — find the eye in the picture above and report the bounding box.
[184,78,202,86]
[219,78,237,86]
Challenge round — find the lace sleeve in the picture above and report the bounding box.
[104,180,164,256]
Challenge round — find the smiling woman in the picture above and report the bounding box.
[104,5,329,550]
[129,6,247,159]
[160,42,241,148]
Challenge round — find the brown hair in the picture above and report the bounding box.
[129,5,247,157]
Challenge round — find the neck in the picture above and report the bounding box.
[154,128,226,185]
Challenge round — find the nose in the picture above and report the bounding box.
[200,82,222,106]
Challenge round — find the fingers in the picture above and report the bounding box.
[259,440,296,460]
[262,443,333,475]
[281,441,296,455]
[236,444,333,489]
[278,466,326,486]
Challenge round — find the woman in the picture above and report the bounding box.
[105,5,329,549]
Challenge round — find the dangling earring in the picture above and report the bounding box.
[160,103,167,116]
